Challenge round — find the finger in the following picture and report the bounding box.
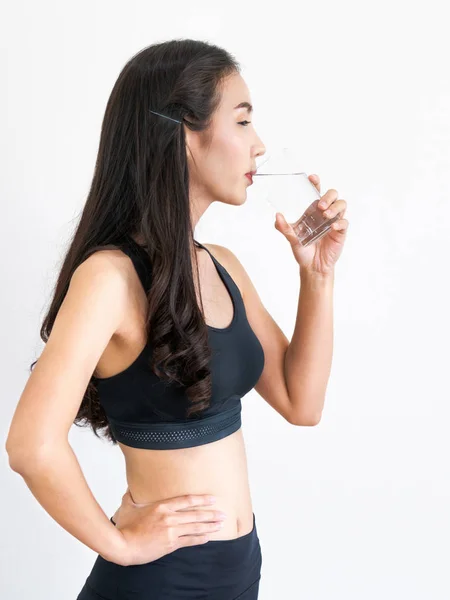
[318,189,339,210]
[167,494,217,512]
[176,520,224,539]
[174,509,227,524]
[178,534,211,547]
[275,212,299,245]
[322,199,346,220]
[330,218,349,232]
[308,174,320,194]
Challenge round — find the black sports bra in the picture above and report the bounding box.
[93,235,265,450]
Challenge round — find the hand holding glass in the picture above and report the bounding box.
[254,148,342,247]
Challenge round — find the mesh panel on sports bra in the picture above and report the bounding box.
[108,401,242,449]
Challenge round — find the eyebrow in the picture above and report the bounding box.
[234,101,253,114]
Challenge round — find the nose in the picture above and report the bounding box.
[253,138,266,160]
[251,125,266,162]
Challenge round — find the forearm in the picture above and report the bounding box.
[8,442,128,565]
[284,268,335,423]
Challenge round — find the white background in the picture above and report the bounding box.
[1,1,449,598]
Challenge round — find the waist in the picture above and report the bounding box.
[123,425,249,494]
[121,426,253,539]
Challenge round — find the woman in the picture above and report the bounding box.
[6,39,348,599]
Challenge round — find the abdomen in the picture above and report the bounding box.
[120,426,254,539]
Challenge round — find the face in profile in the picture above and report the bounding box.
[185,72,266,212]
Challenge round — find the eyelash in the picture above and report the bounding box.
[238,120,251,126]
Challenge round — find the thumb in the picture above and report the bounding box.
[275,212,302,249]
[275,212,295,240]
[274,212,286,230]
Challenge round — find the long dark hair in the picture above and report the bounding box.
[30,39,240,443]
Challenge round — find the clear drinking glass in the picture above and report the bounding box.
[254,147,341,247]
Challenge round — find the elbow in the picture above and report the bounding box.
[6,423,70,473]
[6,445,35,474]
[7,451,29,474]
[6,434,30,472]
[6,432,29,472]
[5,440,20,472]
[6,441,56,474]
[288,412,322,427]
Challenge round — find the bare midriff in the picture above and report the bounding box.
[117,426,254,540]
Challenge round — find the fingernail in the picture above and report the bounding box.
[319,201,327,208]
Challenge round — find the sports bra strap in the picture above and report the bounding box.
[194,240,221,267]
[120,237,224,296]
[119,235,152,294]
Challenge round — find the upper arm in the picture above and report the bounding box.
[210,244,296,425]
[6,251,129,462]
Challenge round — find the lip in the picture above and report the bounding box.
[245,173,254,183]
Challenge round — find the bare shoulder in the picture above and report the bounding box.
[76,246,130,279]
[62,246,134,343]
[6,248,133,458]
[73,245,142,296]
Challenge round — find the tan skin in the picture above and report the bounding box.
[106,174,347,542]
[101,241,256,540]
[106,74,347,542]
[6,70,347,564]
[103,73,268,539]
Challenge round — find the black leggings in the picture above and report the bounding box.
[77,512,262,599]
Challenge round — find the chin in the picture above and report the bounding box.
[236,185,249,204]
[218,193,246,206]
[234,193,247,206]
